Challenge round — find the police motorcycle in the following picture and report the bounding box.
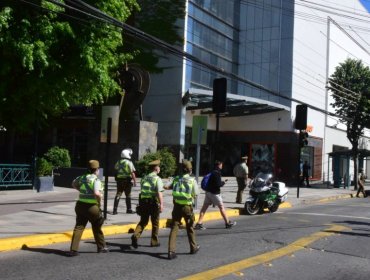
[244,172,288,215]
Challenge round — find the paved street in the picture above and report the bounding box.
[0,177,355,241]
[1,197,370,280]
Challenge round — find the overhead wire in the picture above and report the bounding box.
[13,0,367,121]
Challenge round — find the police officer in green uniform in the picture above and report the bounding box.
[113,148,137,214]
[67,160,109,256]
[166,159,200,260]
[131,159,164,248]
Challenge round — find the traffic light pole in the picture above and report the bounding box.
[297,142,301,199]
[103,118,112,220]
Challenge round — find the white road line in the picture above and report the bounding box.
[285,212,370,220]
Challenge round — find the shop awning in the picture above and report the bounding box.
[184,88,290,117]
[328,149,370,157]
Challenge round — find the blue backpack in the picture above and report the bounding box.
[201,173,212,191]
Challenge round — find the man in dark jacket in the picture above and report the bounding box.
[194,160,236,230]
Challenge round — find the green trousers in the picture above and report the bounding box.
[168,203,197,253]
[114,178,133,211]
[132,201,160,246]
[70,201,106,252]
[236,177,247,203]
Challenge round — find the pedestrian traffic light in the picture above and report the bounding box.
[299,130,309,147]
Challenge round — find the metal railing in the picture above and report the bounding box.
[0,164,33,188]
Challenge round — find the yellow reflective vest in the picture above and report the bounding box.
[172,174,195,205]
[116,159,131,179]
[77,174,99,204]
[140,172,159,199]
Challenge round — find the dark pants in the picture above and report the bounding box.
[356,185,367,197]
[236,177,247,203]
[301,174,310,186]
[70,201,106,252]
[114,178,133,211]
[132,200,160,246]
[168,203,196,253]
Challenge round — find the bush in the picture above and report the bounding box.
[36,157,53,176]
[135,147,177,178]
[44,146,71,168]
[36,146,71,176]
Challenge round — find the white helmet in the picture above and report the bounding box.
[121,148,133,159]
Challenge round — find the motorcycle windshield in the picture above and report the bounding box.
[254,173,272,182]
[252,173,273,190]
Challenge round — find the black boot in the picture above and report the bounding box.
[126,197,135,214]
[113,197,120,215]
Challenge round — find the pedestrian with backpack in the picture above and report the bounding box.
[195,160,236,230]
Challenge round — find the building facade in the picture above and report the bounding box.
[142,0,370,183]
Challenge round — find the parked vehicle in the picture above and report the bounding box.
[244,172,288,215]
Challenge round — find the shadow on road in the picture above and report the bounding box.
[21,244,70,257]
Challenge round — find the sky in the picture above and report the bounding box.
[359,0,370,12]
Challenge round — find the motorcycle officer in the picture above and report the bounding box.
[113,148,137,214]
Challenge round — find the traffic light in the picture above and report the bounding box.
[299,130,309,147]
[213,78,227,113]
[295,104,307,130]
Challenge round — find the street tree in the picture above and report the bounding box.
[328,58,370,189]
[0,0,139,132]
[125,0,186,73]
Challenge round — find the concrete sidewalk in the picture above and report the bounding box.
[0,177,357,252]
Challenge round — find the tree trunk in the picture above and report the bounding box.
[352,145,358,191]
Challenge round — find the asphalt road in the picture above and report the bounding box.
[1,198,370,280]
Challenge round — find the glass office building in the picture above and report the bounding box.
[185,0,294,108]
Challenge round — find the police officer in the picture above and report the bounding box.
[233,156,249,204]
[166,159,200,260]
[113,148,137,214]
[131,159,164,248]
[67,160,108,256]
[356,168,367,197]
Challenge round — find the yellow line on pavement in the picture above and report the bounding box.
[0,209,240,252]
[179,224,350,280]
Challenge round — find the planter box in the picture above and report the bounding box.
[35,176,54,192]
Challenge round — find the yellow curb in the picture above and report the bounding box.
[317,194,354,203]
[279,202,292,208]
[0,209,240,252]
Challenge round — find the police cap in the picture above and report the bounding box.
[149,159,160,166]
[89,160,100,169]
[182,159,192,170]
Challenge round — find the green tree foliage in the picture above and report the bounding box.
[126,0,185,73]
[329,58,370,188]
[0,0,139,131]
[135,147,177,178]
